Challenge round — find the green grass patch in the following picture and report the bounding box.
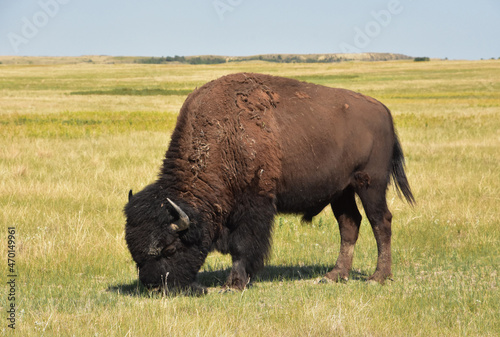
[70,88,193,96]
[0,111,178,138]
[291,74,360,84]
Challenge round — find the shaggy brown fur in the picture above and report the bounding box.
[124,73,414,293]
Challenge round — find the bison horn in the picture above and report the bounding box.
[128,190,133,202]
[167,198,190,232]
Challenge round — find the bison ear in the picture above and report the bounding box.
[128,190,133,202]
[167,198,190,232]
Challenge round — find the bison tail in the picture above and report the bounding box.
[391,134,415,205]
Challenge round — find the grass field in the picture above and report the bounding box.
[1,59,499,336]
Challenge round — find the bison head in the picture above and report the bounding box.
[124,184,208,295]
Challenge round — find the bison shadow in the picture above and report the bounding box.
[197,264,370,287]
[107,265,370,297]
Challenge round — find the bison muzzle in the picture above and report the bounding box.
[124,72,414,294]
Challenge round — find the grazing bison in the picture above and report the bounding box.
[125,72,414,294]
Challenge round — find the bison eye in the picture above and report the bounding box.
[162,245,176,257]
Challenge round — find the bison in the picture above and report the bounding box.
[125,72,414,294]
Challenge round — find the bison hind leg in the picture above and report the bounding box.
[325,187,362,282]
[356,178,393,284]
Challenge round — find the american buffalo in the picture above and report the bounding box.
[124,72,414,294]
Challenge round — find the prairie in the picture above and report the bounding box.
[0,59,499,336]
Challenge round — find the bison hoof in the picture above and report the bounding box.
[367,271,393,285]
[225,269,251,290]
[325,269,349,282]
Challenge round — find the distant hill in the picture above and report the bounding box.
[0,53,413,65]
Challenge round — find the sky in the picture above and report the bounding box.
[0,0,499,60]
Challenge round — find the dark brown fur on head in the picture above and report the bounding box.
[124,184,209,293]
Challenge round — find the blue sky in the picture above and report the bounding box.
[1,0,499,59]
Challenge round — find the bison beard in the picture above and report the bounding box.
[124,73,414,294]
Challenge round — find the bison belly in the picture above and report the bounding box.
[273,92,381,215]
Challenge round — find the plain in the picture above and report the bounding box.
[0,59,499,336]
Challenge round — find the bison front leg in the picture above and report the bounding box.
[225,199,275,290]
[326,188,362,282]
[226,260,251,290]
